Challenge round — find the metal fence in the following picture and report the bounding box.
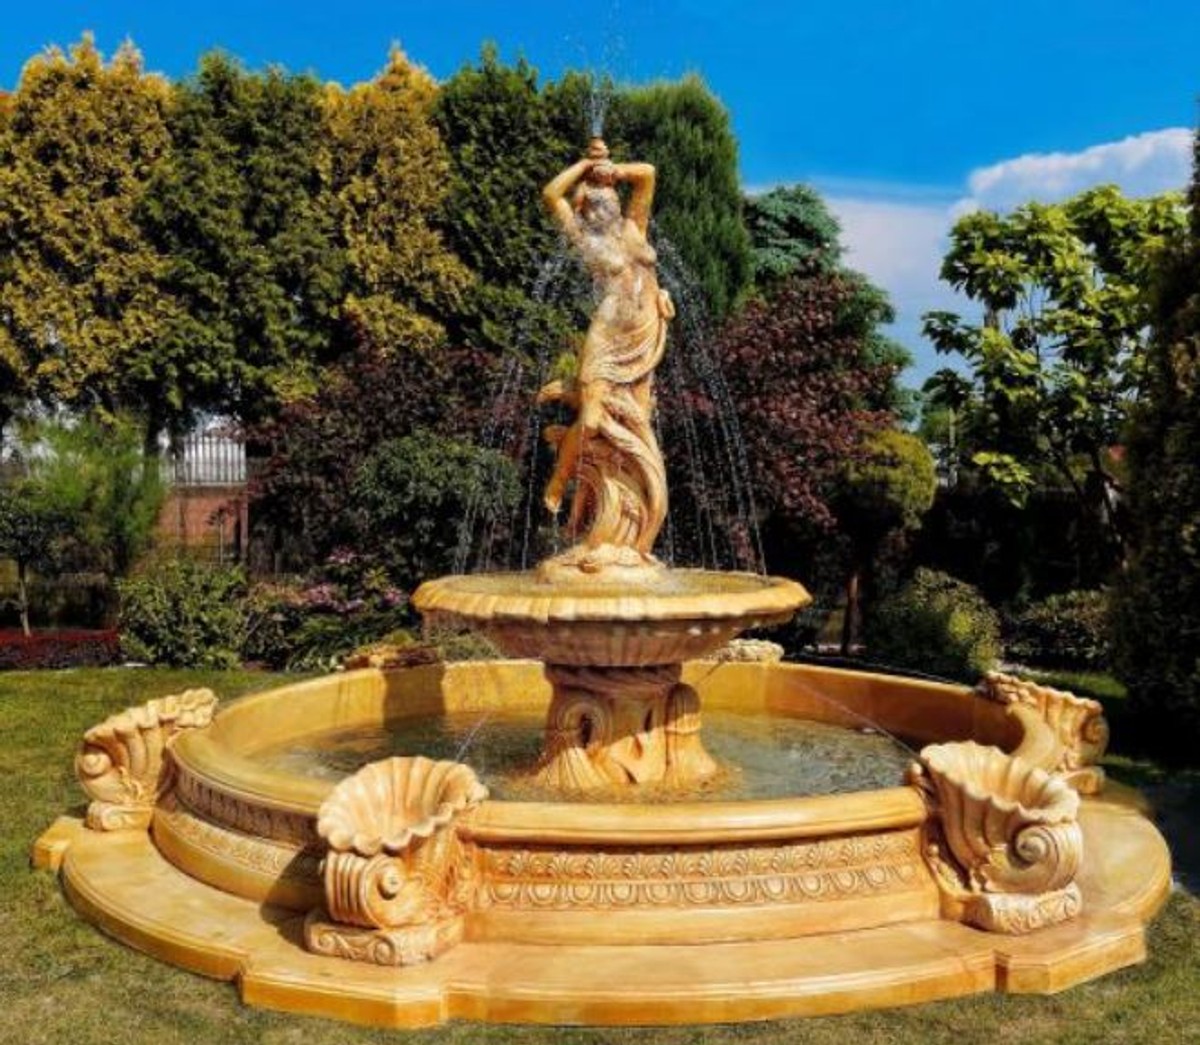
[164,429,246,487]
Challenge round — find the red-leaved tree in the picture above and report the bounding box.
[719,272,896,539]
[248,327,507,575]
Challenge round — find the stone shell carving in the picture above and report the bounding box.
[978,672,1109,792]
[908,740,1084,934]
[317,755,488,858]
[305,756,487,966]
[75,688,218,831]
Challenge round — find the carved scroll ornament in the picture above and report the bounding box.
[304,756,488,966]
[75,688,218,831]
[908,740,1084,934]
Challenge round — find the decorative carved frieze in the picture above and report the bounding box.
[908,740,1084,934]
[155,795,321,883]
[76,689,218,831]
[477,831,924,910]
[174,769,317,846]
[304,756,487,966]
[977,672,1109,793]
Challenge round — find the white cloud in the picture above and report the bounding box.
[799,127,1194,383]
[825,195,971,382]
[965,128,1192,213]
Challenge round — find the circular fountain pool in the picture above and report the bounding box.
[39,656,1172,1027]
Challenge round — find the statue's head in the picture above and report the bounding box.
[575,184,621,233]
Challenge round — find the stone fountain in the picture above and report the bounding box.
[33,140,1171,1029]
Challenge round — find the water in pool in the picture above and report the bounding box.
[256,708,914,803]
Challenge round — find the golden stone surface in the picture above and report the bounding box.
[34,660,1172,1027]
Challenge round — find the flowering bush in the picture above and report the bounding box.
[242,551,410,671]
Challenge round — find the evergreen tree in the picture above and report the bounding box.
[1112,133,1200,758]
[140,52,345,430]
[435,45,568,292]
[607,75,752,321]
[0,36,179,435]
[744,184,912,416]
[744,183,842,283]
[324,47,472,356]
[434,46,576,360]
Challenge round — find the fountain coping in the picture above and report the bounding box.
[412,568,810,624]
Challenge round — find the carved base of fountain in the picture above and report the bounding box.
[535,663,719,790]
[32,660,1172,1029]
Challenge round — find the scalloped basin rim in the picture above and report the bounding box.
[412,568,811,623]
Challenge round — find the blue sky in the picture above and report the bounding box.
[2,1,1196,382]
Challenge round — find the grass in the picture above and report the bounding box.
[1022,667,1128,703]
[2,667,1199,1045]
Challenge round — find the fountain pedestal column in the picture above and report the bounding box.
[536,663,719,790]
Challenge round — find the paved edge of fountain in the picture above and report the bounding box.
[34,795,1169,1028]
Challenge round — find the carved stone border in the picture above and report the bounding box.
[476,830,924,911]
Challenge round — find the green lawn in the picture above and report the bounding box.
[2,667,1198,1045]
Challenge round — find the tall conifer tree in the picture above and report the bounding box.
[0,36,178,436]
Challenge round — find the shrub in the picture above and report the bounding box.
[352,430,520,590]
[117,558,246,668]
[241,553,410,671]
[863,568,1001,682]
[0,628,120,669]
[1007,590,1111,670]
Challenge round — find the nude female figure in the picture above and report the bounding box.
[538,139,673,570]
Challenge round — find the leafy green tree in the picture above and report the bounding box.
[140,52,345,429]
[324,47,472,356]
[606,75,752,320]
[1111,138,1200,758]
[918,367,974,480]
[20,416,165,578]
[0,489,70,635]
[352,430,520,591]
[0,36,179,435]
[834,429,937,653]
[923,186,1187,562]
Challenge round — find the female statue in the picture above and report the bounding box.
[538,138,674,579]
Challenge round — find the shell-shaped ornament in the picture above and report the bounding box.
[317,756,488,857]
[913,741,1082,895]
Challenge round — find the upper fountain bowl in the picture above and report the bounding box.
[412,568,810,666]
